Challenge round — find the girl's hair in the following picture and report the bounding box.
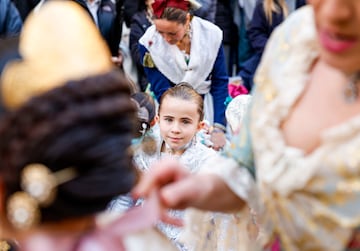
[161,7,188,24]
[131,92,156,138]
[159,83,204,121]
[263,0,288,25]
[131,92,157,156]
[0,70,138,223]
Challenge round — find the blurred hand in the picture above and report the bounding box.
[132,158,193,210]
[210,129,226,151]
[111,52,123,67]
[132,158,244,214]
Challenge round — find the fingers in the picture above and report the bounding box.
[132,158,190,200]
[160,212,183,227]
[159,175,201,209]
[210,130,226,151]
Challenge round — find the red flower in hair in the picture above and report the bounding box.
[152,0,189,18]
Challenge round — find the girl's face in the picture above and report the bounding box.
[154,17,189,45]
[310,0,360,73]
[158,96,203,155]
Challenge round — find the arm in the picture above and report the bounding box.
[246,1,272,54]
[139,44,172,101]
[210,45,228,127]
[130,13,151,91]
[130,13,149,67]
[133,159,246,212]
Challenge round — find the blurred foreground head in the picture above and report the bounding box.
[0,1,137,231]
[1,0,113,109]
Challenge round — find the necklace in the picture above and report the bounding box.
[343,72,360,103]
[176,23,192,54]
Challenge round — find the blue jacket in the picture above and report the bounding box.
[0,0,22,37]
[129,11,152,91]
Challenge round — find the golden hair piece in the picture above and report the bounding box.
[7,163,77,230]
[7,191,40,230]
[0,1,113,109]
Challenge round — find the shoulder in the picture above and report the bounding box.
[191,16,223,45]
[192,16,221,34]
[139,25,157,47]
[132,11,147,23]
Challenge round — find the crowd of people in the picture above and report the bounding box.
[1,0,360,250]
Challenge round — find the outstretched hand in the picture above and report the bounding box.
[132,158,244,216]
[132,158,195,210]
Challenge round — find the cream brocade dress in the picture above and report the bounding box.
[182,6,360,251]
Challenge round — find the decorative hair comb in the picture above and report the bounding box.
[7,163,77,230]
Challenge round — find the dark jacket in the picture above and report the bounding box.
[129,11,151,91]
[73,0,123,56]
[248,0,306,54]
[12,0,40,21]
[215,0,238,45]
[123,0,140,27]
[193,0,217,23]
[239,0,306,91]
[0,0,22,37]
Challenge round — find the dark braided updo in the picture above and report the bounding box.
[0,70,138,222]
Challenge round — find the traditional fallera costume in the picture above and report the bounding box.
[139,15,228,128]
[181,6,360,251]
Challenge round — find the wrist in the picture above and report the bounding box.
[212,123,226,133]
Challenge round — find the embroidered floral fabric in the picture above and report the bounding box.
[183,6,360,251]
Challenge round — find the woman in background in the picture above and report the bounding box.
[139,0,228,150]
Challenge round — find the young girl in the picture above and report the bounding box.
[110,83,217,249]
[144,83,221,250]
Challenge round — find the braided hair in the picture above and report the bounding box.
[0,70,138,222]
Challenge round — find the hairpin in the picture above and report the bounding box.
[7,163,77,230]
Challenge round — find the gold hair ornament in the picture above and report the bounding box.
[7,163,77,230]
[0,1,113,109]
